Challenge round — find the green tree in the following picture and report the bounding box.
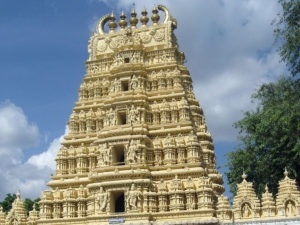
[24,198,40,215]
[274,0,300,77]
[226,77,300,197]
[0,193,16,213]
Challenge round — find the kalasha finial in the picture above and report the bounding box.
[284,167,289,177]
[265,184,269,193]
[130,7,138,28]
[140,7,149,26]
[33,202,37,211]
[119,10,127,29]
[242,171,247,181]
[16,190,21,199]
[108,12,117,32]
[151,5,160,25]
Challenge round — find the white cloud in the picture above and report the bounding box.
[0,101,65,199]
[27,127,66,170]
[0,101,39,150]
[96,0,285,142]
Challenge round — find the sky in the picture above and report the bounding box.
[0,0,286,200]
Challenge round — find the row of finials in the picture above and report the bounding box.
[106,6,163,30]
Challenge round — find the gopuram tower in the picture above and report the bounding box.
[38,5,225,225]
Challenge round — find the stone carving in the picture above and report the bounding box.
[128,105,139,124]
[97,143,111,166]
[130,74,138,90]
[241,203,252,218]
[126,140,139,163]
[140,32,152,43]
[97,40,107,52]
[285,200,296,216]
[170,175,183,191]
[96,187,108,212]
[127,184,141,210]
[105,108,117,126]
[109,29,142,50]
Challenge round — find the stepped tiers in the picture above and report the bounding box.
[51,5,224,224]
[2,5,300,225]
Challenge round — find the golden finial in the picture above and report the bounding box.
[108,11,117,32]
[140,7,149,26]
[130,7,138,28]
[33,202,37,211]
[265,184,269,192]
[119,10,127,29]
[284,167,289,178]
[242,171,247,181]
[151,5,160,25]
[16,190,21,199]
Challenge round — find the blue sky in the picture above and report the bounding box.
[0,0,285,200]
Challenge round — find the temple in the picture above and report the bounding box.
[1,5,300,225]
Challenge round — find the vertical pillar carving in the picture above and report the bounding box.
[77,185,87,217]
[176,136,186,164]
[77,144,88,174]
[157,180,168,212]
[163,134,176,165]
[40,191,53,219]
[68,146,76,174]
[169,175,185,211]
[185,176,196,210]
[87,190,96,216]
[153,138,163,166]
[196,177,214,212]
[52,188,62,219]
[63,188,77,218]
[186,134,200,164]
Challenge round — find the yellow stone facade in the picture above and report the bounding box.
[1,5,300,225]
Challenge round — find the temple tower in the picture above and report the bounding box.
[38,5,224,225]
[4,191,27,225]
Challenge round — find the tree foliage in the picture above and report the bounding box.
[23,198,40,215]
[226,77,300,197]
[274,0,300,77]
[0,193,16,213]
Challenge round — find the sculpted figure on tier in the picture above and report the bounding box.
[127,140,139,163]
[128,105,139,124]
[127,184,141,210]
[98,143,111,166]
[242,203,252,218]
[286,200,295,216]
[96,187,108,212]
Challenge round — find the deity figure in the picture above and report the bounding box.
[286,200,295,216]
[127,140,138,163]
[242,203,252,218]
[170,175,182,191]
[157,179,167,192]
[96,187,108,212]
[130,74,139,90]
[128,105,139,124]
[13,218,20,225]
[110,78,119,94]
[127,184,141,210]
[106,108,116,126]
[98,143,111,166]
